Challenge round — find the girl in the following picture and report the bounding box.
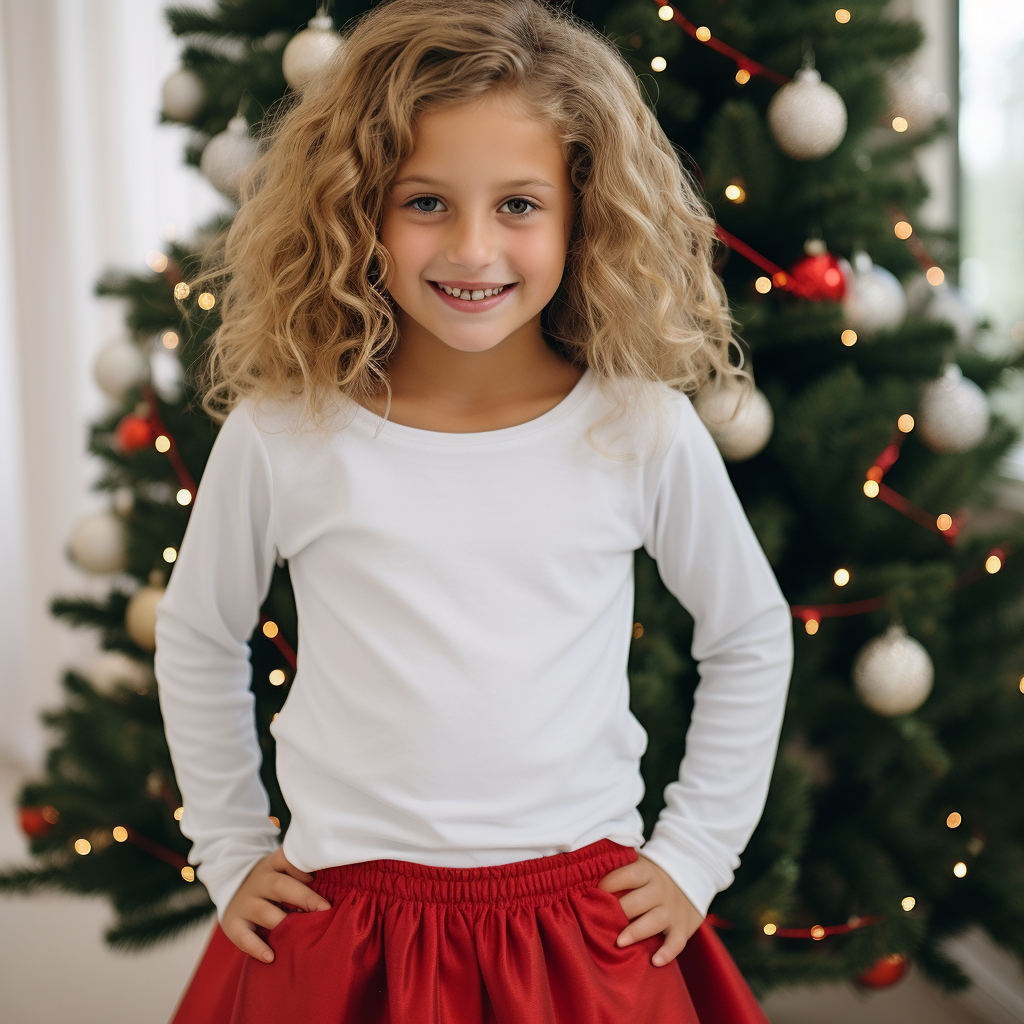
[156,1,794,1021]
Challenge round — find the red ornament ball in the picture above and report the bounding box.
[788,251,847,302]
[857,952,909,989]
[115,413,154,452]
[19,805,58,839]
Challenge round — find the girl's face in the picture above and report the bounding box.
[379,91,573,357]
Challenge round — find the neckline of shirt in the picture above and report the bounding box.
[348,367,596,448]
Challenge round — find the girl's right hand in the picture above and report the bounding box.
[221,846,332,962]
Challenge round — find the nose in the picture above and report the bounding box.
[444,208,498,271]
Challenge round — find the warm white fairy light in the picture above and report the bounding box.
[902,896,916,911]
[763,922,777,935]
[174,806,184,821]
[112,826,128,842]
[650,56,667,72]
[986,554,1003,574]
[926,267,945,286]
[735,68,751,85]
[898,414,915,432]
[75,839,91,855]
[263,621,280,639]
[269,669,286,686]
[658,4,674,20]
[835,9,851,23]
[155,435,171,453]
[841,329,858,346]
[947,812,962,828]
[176,489,193,506]
[162,331,179,350]
[892,116,909,133]
[834,568,850,586]
[173,282,190,300]
[163,547,177,563]
[894,221,913,239]
[724,183,746,202]
[197,292,216,310]
[953,861,967,878]
[864,480,880,498]
[810,925,826,940]
[181,866,195,882]
[695,25,711,41]
[936,514,953,532]
[146,250,169,273]
[804,618,819,635]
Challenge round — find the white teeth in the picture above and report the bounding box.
[438,283,508,300]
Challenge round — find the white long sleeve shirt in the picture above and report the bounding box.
[154,370,793,921]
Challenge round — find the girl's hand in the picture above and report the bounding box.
[221,846,332,963]
[597,854,704,967]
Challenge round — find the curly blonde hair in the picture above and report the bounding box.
[200,0,748,424]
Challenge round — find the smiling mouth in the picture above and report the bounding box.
[430,282,515,301]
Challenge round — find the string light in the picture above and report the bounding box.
[926,266,945,285]
[263,621,280,639]
[810,925,826,940]
[163,547,177,563]
[753,277,772,294]
[112,826,128,842]
[173,282,190,301]
[834,568,850,586]
[898,414,915,432]
[173,806,184,821]
[835,8,851,22]
[181,866,195,882]
[154,435,171,453]
[269,816,281,827]
[894,221,913,239]
[75,839,92,855]
[804,618,820,635]
[901,896,916,911]
[695,25,711,41]
[763,923,777,935]
[269,669,286,686]
[197,292,216,310]
[1019,676,1024,694]
[947,812,962,828]
[724,183,746,202]
[176,488,193,506]
[986,551,1004,574]
[161,331,179,349]
[841,329,858,346]
[892,116,909,133]
[953,861,967,878]
[651,56,667,71]
[735,68,751,85]
[658,4,674,20]
[272,712,280,721]
[632,622,644,639]
[936,514,953,532]
[146,250,169,273]
[864,480,880,498]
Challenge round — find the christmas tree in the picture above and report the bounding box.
[3,0,1024,998]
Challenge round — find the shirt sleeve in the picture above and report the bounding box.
[638,393,794,917]
[154,401,282,920]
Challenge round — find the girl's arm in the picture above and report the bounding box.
[154,402,282,921]
[638,393,795,918]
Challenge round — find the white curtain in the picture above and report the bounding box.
[0,0,227,768]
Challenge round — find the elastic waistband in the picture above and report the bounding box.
[311,839,637,908]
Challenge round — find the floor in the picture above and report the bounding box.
[0,762,1017,1024]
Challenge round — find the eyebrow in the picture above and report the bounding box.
[391,175,558,191]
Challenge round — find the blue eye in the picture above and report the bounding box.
[409,196,443,213]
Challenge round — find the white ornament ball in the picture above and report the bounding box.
[767,68,848,160]
[841,251,907,335]
[853,623,934,716]
[928,283,979,347]
[917,364,989,454]
[161,68,205,122]
[94,337,149,400]
[282,14,343,91]
[694,382,774,462]
[200,115,259,202]
[887,66,947,136]
[69,511,127,574]
[87,651,152,694]
[126,581,166,652]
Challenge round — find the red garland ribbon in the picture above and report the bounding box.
[259,613,298,670]
[648,2,790,86]
[124,826,188,870]
[142,386,197,498]
[887,207,942,274]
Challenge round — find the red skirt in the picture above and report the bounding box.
[170,839,767,1024]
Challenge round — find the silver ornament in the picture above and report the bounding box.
[282,14,343,92]
[841,251,907,335]
[853,623,934,716]
[126,581,166,651]
[94,337,149,400]
[767,68,848,160]
[887,65,948,136]
[200,115,260,202]
[87,651,153,694]
[161,68,205,122]
[917,364,989,454]
[69,511,127,574]
[694,382,774,462]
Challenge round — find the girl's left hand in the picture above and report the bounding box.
[597,854,704,967]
